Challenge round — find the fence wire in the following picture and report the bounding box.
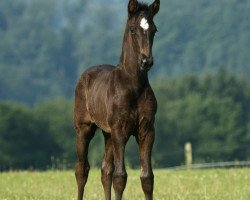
[168,160,250,170]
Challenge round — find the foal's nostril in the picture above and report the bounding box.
[140,56,153,67]
[140,58,148,65]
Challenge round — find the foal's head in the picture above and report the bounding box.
[123,0,160,71]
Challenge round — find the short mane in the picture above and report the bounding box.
[135,3,150,14]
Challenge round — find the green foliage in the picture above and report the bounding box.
[153,69,250,167]
[154,0,250,76]
[0,102,61,169]
[1,70,250,169]
[1,0,250,103]
[0,0,250,169]
[0,98,105,170]
[34,99,75,166]
[0,0,77,103]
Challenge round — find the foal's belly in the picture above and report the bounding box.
[90,110,112,133]
[87,89,112,133]
[89,105,138,135]
[87,92,139,134]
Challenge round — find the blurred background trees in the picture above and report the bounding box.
[153,69,250,167]
[1,71,250,169]
[0,0,250,169]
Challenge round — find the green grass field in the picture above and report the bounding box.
[0,169,249,200]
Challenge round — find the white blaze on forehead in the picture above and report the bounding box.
[140,17,149,31]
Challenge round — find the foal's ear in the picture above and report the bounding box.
[150,0,160,16]
[128,0,138,15]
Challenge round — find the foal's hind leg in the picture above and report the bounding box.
[101,131,114,200]
[75,123,96,200]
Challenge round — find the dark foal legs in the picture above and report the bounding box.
[112,132,128,200]
[75,124,96,200]
[138,128,155,200]
[101,132,114,200]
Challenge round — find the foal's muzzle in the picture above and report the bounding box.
[140,55,154,70]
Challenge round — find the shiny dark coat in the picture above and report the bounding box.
[74,1,160,200]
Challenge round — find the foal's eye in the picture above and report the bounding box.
[130,27,136,35]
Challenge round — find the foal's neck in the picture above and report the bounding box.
[119,26,148,84]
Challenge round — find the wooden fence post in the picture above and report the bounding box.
[185,142,192,169]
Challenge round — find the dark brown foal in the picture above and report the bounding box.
[74,0,160,199]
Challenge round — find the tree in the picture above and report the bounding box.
[152,70,250,167]
[0,102,61,169]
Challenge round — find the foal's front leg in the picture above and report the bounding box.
[112,130,128,200]
[137,126,155,200]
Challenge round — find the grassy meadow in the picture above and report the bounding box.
[0,169,249,200]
